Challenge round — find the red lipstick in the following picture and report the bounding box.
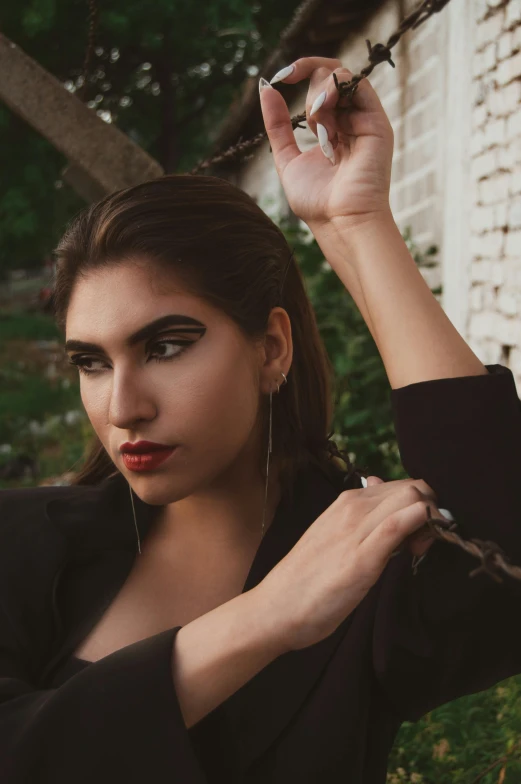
[120,440,174,453]
[120,441,177,473]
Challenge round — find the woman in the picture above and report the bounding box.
[0,57,520,784]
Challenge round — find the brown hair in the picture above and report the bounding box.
[52,174,356,506]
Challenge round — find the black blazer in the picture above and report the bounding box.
[1,365,521,784]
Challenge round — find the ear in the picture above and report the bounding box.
[259,308,293,394]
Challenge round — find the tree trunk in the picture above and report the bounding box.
[0,33,163,200]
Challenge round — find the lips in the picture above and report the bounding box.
[122,447,177,472]
[120,440,174,454]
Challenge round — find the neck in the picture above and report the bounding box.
[152,456,284,553]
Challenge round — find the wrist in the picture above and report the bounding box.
[309,210,410,283]
[308,206,395,239]
[248,581,294,657]
[308,206,398,276]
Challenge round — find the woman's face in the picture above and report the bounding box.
[65,260,291,506]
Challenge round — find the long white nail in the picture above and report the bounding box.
[317,123,335,165]
[361,476,368,488]
[259,77,273,93]
[270,64,295,84]
[439,508,455,521]
[310,90,327,116]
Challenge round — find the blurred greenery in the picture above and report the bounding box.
[281,219,440,479]
[0,310,60,341]
[0,0,304,270]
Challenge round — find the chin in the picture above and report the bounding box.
[126,467,198,507]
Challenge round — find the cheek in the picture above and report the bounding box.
[79,383,109,439]
[175,351,259,446]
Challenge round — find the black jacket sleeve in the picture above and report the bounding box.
[373,364,521,721]
[0,613,207,783]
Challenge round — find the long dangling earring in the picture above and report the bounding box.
[129,483,142,555]
[261,370,288,539]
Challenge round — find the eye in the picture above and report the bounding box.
[67,338,193,376]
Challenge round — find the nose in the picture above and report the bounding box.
[108,366,157,430]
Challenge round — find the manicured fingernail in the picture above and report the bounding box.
[270,64,295,84]
[259,77,273,93]
[360,476,368,488]
[439,508,455,521]
[310,90,327,116]
[317,123,335,165]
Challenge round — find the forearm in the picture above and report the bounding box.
[171,586,286,729]
[309,212,488,389]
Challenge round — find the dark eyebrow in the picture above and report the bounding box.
[64,314,206,354]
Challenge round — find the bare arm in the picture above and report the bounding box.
[172,479,451,728]
[309,212,488,390]
[172,586,286,729]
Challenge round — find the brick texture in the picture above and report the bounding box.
[469,0,521,385]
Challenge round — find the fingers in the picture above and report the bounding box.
[269,56,391,138]
[259,79,301,176]
[307,68,353,145]
[352,477,437,503]
[366,477,437,501]
[407,533,437,558]
[269,57,343,85]
[354,484,431,543]
[263,55,393,172]
[358,498,438,569]
[365,476,385,487]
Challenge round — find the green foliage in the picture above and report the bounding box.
[279,219,439,479]
[0,370,78,440]
[387,676,521,783]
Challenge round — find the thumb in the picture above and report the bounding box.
[259,79,301,176]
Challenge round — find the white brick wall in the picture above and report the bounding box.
[469,0,521,386]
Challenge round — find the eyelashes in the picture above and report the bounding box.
[67,338,194,377]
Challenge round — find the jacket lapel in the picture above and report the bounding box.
[219,461,355,775]
[44,461,358,773]
[44,472,158,555]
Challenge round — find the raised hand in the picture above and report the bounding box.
[259,56,394,229]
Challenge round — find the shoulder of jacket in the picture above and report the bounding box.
[0,485,80,660]
[0,483,75,548]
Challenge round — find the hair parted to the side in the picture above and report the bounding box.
[52,174,358,506]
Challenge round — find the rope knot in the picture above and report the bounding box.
[365,39,395,68]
